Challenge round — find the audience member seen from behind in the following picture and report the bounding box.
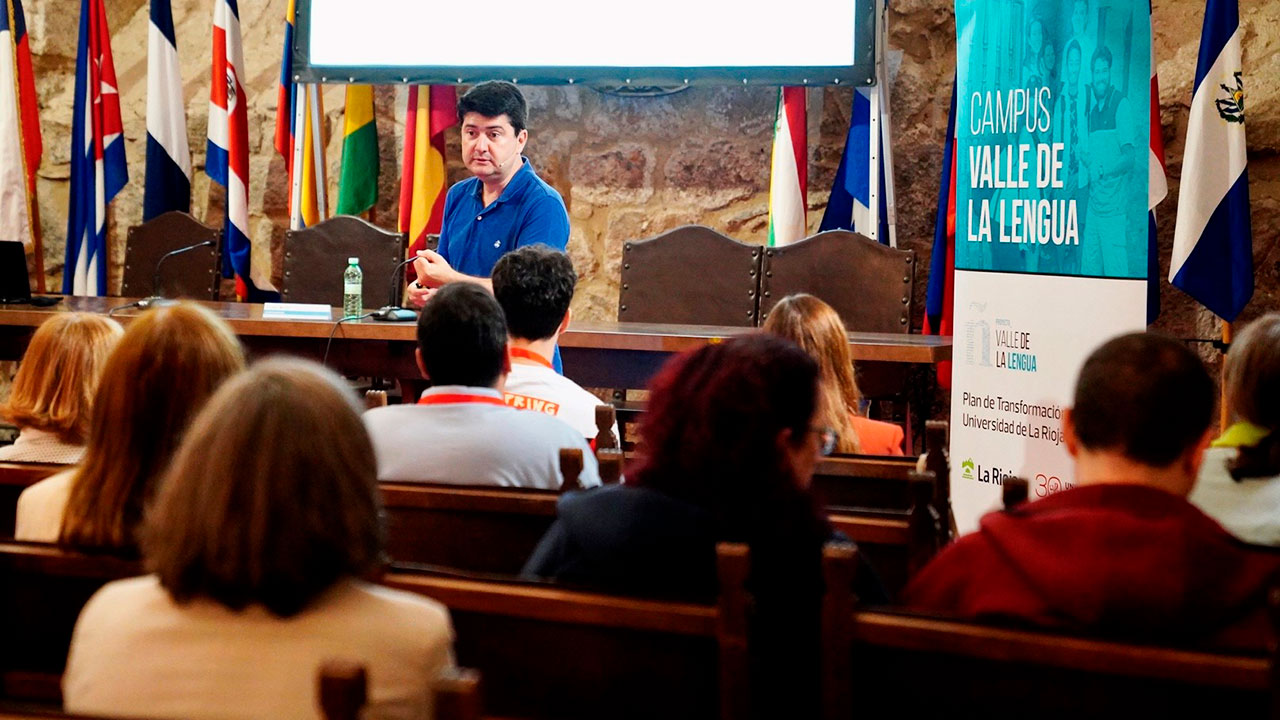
[0,313,122,464]
[63,358,455,720]
[491,244,618,440]
[762,293,904,455]
[15,303,245,546]
[905,332,1280,649]
[1190,314,1280,545]
[364,282,599,489]
[523,334,884,717]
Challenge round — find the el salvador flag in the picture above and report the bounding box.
[63,0,127,296]
[144,0,191,221]
[1169,0,1253,322]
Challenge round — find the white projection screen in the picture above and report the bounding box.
[292,0,876,86]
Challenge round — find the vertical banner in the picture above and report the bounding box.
[950,0,1150,533]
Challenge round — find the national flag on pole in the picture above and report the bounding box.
[767,87,807,247]
[0,0,38,251]
[1169,0,1252,322]
[63,0,127,296]
[924,79,957,389]
[143,0,191,221]
[1147,3,1168,324]
[401,85,457,262]
[209,0,266,299]
[336,85,378,216]
[273,0,325,229]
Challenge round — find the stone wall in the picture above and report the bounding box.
[19,0,1280,339]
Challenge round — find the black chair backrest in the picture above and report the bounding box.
[618,225,762,326]
[122,212,221,300]
[759,230,915,333]
[281,215,407,307]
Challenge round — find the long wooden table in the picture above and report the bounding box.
[0,297,951,388]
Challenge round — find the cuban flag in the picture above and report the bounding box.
[923,79,957,389]
[143,0,191,221]
[209,0,270,299]
[62,0,128,296]
[1170,0,1252,322]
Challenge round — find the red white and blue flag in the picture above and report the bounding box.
[923,79,957,389]
[208,0,268,299]
[63,0,127,296]
[143,0,191,221]
[0,0,40,251]
[1170,0,1252,322]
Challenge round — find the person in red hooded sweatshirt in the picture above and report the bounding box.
[905,332,1280,649]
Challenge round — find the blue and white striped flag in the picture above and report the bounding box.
[143,0,191,221]
[1169,0,1252,322]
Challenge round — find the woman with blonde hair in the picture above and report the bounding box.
[1,313,122,464]
[762,293,904,455]
[15,303,244,545]
[64,358,455,720]
[1190,313,1280,545]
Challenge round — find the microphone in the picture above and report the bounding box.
[371,256,420,322]
[109,239,216,315]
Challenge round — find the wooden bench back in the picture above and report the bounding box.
[819,544,1278,719]
[383,543,751,720]
[0,462,64,537]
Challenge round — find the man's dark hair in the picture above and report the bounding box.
[416,283,508,387]
[1091,45,1113,71]
[491,245,577,341]
[1071,332,1214,467]
[457,81,528,134]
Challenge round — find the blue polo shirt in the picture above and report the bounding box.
[437,158,570,277]
[438,158,570,372]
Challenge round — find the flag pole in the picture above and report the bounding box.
[29,200,44,292]
[1221,320,1233,431]
[289,83,305,230]
[308,83,327,221]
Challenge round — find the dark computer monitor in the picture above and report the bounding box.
[0,241,31,303]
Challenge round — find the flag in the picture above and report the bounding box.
[336,85,378,215]
[767,87,807,247]
[401,85,457,261]
[209,0,265,299]
[62,0,127,296]
[143,0,191,221]
[1169,0,1252,322]
[0,0,38,251]
[924,79,957,389]
[273,0,325,229]
[1147,3,1168,324]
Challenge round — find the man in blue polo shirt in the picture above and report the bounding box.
[408,81,569,303]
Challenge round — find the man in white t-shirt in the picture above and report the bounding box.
[364,282,600,490]
[491,245,618,442]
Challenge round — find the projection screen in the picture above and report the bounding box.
[292,0,876,86]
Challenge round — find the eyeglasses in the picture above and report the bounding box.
[811,426,838,457]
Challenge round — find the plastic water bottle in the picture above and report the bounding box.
[343,258,362,318]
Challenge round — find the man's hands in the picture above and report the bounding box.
[413,249,460,289]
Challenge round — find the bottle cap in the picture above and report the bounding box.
[348,257,359,264]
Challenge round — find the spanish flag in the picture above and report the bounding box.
[336,85,377,216]
[399,85,456,258]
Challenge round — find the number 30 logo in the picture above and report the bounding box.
[1034,474,1062,498]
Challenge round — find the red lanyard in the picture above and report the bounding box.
[418,393,507,407]
[509,346,554,369]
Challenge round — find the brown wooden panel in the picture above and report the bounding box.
[281,215,407,308]
[618,226,762,326]
[121,212,221,300]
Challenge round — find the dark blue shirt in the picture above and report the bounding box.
[437,158,570,277]
[438,158,570,372]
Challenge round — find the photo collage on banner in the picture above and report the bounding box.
[950,0,1151,533]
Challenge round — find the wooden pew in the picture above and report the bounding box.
[819,544,1278,719]
[0,462,64,538]
[382,543,751,720]
[0,541,142,703]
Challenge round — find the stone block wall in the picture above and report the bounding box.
[17,0,1280,341]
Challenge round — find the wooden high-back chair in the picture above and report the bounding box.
[121,211,221,300]
[618,226,762,326]
[281,215,407,308]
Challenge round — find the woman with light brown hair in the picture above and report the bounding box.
[1191,313,1280,545]
[63,358,455,720]
[15,303,244,545]
[1,313,122,464]
[762,293,904,455]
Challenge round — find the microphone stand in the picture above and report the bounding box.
[107,240,217,315]
[371,256,420,322]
